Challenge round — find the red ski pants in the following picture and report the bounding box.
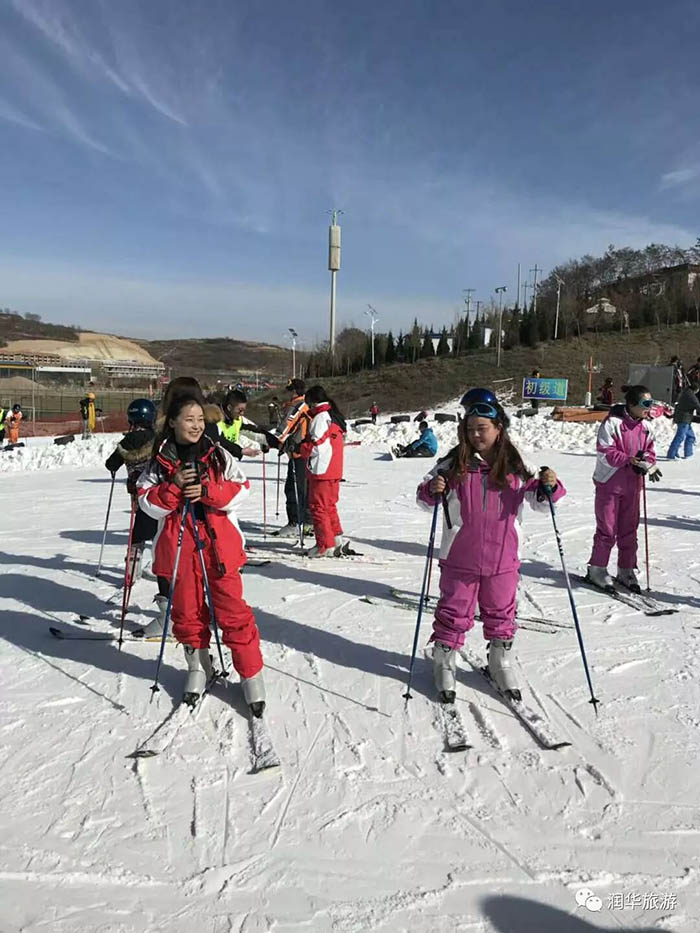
[432,565,518,648]
[307,478,342,551]
[171,547,263,679]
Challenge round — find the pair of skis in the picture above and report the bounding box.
[364,589,573,635]
[573,575,677,617]
[428,644,570,753]
[128,674,280,773]
[48,623,280,772]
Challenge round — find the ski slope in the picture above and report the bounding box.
[0,412,697,932]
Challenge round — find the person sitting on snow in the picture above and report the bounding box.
[394,421,438,458]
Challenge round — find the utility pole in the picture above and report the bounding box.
[522,282,531,310]
[288,328,298,378]
[462,288,475,317]
[554,276,565,340]
[475,300,483,316]
[516,262,521,309]
[495,286,507,367]
[530,264,542,316]
[328,210,343,358]
[365,304,379,367]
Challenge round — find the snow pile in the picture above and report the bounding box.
[0,434,122,473]
[352,407,678,457]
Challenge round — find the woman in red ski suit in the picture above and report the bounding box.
[138,396,264,705]
[299,385,346,558]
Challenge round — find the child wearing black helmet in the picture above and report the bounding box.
[105,398,166,637]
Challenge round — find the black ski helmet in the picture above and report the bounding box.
[460,387,497,409]
[127,398,156,428]
[12,403,21,412]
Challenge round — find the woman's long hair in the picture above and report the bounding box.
[160,376,206,414]
[151,395,226,477]
[305,385,347,432]
[449,404,532,489]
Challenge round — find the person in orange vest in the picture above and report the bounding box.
[273,378,312,536]
[6,404,23,444]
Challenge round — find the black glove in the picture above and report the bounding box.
[647,464,662,483]
[261,444,270,454]
[126,476,137,496]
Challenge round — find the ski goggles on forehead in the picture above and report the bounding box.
[465,402,499,419]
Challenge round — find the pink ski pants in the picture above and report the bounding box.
[431,565,518,648]
[589,480,640,569]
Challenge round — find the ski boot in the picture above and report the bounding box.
[241,670,266,718]
[433,641,457,704]
[333,535,345,557]
[273,523,299,538]
[133,595,169,639]
[586,564,614,592]
[305,544,332,558]
[616,566,641,595]
[126,544,144,583]
[182,646,214,707]
[487,639,521,702]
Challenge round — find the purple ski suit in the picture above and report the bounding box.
[588,407,656,570]
[417,455,566,648]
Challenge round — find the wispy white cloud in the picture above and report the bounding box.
[660,164,700,190]
[0,98,44,132]
[10,0,187,125]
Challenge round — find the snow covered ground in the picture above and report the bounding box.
[1,412,698,931]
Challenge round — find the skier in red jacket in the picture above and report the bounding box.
[138,395,266,714]
[298,385,347,558]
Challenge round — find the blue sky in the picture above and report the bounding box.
[1,0,699,346]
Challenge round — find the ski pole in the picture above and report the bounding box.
[291,460,304,548]
[642,476,651,592]
[189,509,229,676]
[275,455,281,519]
[262,452,268,540]
[541,469,600,715]
[403,497,441,702]
[117,497,138,649]
[96,473,117,576]
[150,501,189,698]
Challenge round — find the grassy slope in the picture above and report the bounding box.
[249,324,700,420]
[0,312,79,346]
[137,337,305,380]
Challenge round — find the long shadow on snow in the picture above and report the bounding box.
[0,549,123,586]
[482,895,658,933]
[0,601,182,704]
[59,528,131,546]
[78,477,126,484]
[255,606,431,698]
[351,536,429,558]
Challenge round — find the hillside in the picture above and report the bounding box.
[0,310,79,346]
[136,337,305,380]
[249,323,700,419]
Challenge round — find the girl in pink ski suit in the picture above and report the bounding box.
[587,385,660,589]
[417,406,565,649]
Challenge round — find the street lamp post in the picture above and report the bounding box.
[365,304,379,367]
[328,210,343,358]
[495,286,507,367]
[554,276,565,340]
[288,328,298,378]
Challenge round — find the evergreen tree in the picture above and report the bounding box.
[396,332,406,362]
[421,329,435,358]
[436,326,451,356]
[467,313,482,350]
[385,330,396,364]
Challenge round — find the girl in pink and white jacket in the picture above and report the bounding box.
[586,384,661,594]
[298,385,347,558]
[416,389,565,702]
